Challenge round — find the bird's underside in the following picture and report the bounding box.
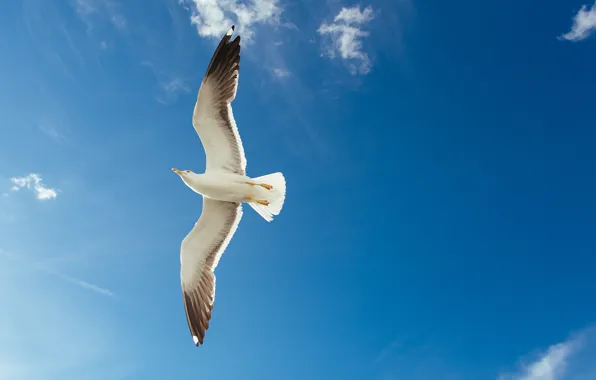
[178,24,248,348]
[179,25,244,347]
[177,25,286,347]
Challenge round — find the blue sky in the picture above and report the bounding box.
[1,0,596,379]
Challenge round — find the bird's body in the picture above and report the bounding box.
[180,171,252,202]
[177,170,286,217]
[171,25,286,347]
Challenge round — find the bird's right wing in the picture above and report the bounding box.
[180,198,243,346]
[192,25,246,175]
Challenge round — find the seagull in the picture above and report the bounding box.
[172,25,286,347]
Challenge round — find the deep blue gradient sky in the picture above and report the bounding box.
[1,0,596,379]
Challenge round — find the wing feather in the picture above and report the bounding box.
[180,198,243,346]
[192,26,246,175]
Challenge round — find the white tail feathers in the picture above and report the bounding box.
[248,172,286,222]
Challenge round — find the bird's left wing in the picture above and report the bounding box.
[180,198,243,346]
[192,26,246,175]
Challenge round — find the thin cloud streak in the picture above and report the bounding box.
[0,249,115,298]
[0,250,133,380]
[22,0,79,81]
[38,119,68,144]
[43,269,115,297]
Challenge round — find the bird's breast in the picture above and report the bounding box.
[190,173,250,203]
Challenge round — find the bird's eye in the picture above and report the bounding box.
[185,170,190,173]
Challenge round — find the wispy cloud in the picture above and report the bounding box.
[180,0,282,42]
[141,61,193,104]
[559,1,596,42]
[318,5,375,75]
[158,77,192,104]
[374,338,403,366]
[10,174,58,200]
[74,0,127,32]
[22,1,85,81]
[271,67,290,77]
[498,326,596,380]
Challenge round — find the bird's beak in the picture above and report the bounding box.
[172,168,183,176]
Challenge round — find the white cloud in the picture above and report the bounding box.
[501,342,574,380]
[499,327,596,380]
[10,174,58,200]
[559,1,596,41]
[318,5,375,75]
[181,0,282,41]
[335,5,375,25]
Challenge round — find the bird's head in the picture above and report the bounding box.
[172,168,192,176]
[172,168,195,184]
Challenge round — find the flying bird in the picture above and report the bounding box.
[172,25,286,347]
